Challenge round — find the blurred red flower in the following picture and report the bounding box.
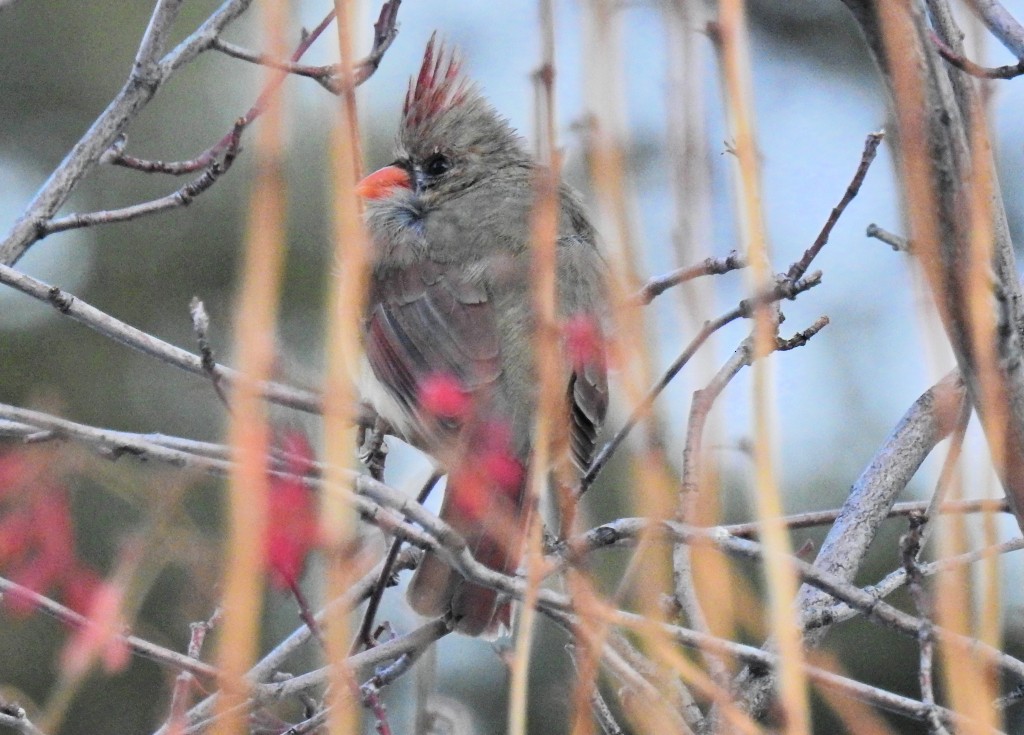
[0,448,101,617]
[264,429,320,590]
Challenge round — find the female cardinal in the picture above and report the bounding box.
[357,36,608,637]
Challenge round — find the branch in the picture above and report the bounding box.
[211,37,339,91]
[841,0,1024,533]
[0,263,321,414]
[0,0,252,265]
[929,28,1024,79]
[636,250,746,305]
[580,271,824,494]
[797,372,965,632]
[866,222,910,252]
[965,0,1024,60]
[0,574,217,680]
[900,516,951,735]
[110,1,400,177]
[42,132,242,235]
[0,402,433,554]
[786,130,885,282]
[0,702,47,735]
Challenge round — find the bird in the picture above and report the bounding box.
[356,35,608,637]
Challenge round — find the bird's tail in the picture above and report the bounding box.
[407,433,528,638]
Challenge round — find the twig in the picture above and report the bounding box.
[287,579,325,649]
[0,575,217,680]
[674,336,755,694]
[580,272,824,494]
[723,497,1010,539]
[351,471,442,654]
[359,417,390,482]
[0,0,252,265]
[565,644,627,735]
[210,37,339,90]
[189,296,229,406]
[549,519,1024,685]
[0,701,47,735]
[808,536,1024,632]
[0,402,435,553]
[900,515,950,735]
[929,28,1024,79]
[160,548,422,735]
[965,0,1024,60]
[787,130,885,282]
[249,619,450,714]
[636,251,746,305]
[41,130,242,235]
[164,608,221,734]
[109,1,400,176]
[0,263,321,414]
[777,315,830,351]
[866,223,911,252]
[547,605,976,732]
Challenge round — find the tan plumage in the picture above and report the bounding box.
[358,35,608,637]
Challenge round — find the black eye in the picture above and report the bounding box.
[423,153,451,177]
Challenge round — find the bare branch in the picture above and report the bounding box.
[0,263,321,414]
[580,272,824,494]
[111,1,400,176]
[0,0,252,266]
[796,372,967,637]
[0,702,47,735]
[965,0,1024,60]
[636,250,746,305]
[900,515,951,735]
[866,222,910,252]
[787,130,885,283]
[929,28,1024,79]
[0,574,217,680]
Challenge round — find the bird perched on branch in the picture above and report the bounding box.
[357,35,608,637]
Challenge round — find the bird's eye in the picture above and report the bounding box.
[423,154,451,177]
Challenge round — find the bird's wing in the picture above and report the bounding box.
[568,343,608,472]
[365,258,502,435]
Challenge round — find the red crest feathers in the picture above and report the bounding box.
[403,33,469,128]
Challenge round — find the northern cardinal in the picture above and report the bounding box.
[357,36,608,637]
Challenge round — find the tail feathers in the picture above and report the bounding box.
[407,461,526,638]
[408,551,509,638]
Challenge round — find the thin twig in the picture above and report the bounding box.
[211,37,338,90]
[0,402,435,553]
[0,575,217,680]
[580,272,824,494]
[565,644,627,735]
[42,130,242,234]
[351,471,442,654]
[0,0,252,265]
[109,1,400,176]
[965,0,1024,60]
[636,251,746,305]
[723,497,1010,539]
[787,130,885,282]
[189,296,230,406]
[900,515,951,735]
[866,223,911,252]
[929,28,1024,79]
[0,263,321,414]
[164,608,221,734]
[0,702,47,735]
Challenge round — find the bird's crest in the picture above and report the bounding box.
[403,34,470,129]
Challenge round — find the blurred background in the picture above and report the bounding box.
[2,0,1024,732]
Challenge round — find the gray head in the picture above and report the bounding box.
[394,35,530,200]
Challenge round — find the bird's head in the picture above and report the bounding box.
[357,34,528,204]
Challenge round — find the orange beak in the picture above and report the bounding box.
[356,165,412,200]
